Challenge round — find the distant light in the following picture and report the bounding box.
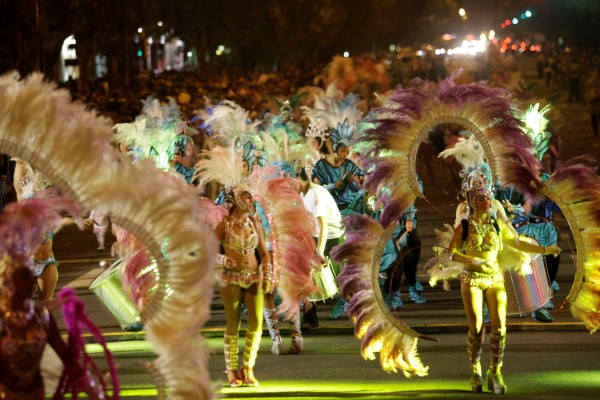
[505,19,511,26]
[186,51,193,57]
[501,23,506,29]
[459,8,466,17]
[137,27,143,33]
[389,44,396,52]
[99,260,107,267]
[525,10,532,18]
[512,18,519,24]
[137,50,143,57]
[558,37,564,46]
[343,51,350,58]
[442,33,453,41]
[416,50,424,56]
[216,45,225,56]
[147,37,153,45]
[160,35,166,45]
[488,30,496,40]
[157,21,163,27]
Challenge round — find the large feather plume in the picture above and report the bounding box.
[542,158,600,332]
[358,72,542,227]
[332,215,431,377]
[0,72,218,399]
[193,145,245,189]
[245,165,320,314]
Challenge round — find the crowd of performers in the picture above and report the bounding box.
[3,68,594,399]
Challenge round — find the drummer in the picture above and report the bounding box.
[448,168,561,395]
[297,166,345,328]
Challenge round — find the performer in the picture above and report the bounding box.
[297,166,345,322]
[85,209,109,251]
[215,187,272,387]
[12,158,73,301]
[448,168,560,394]
[0,198,118,400]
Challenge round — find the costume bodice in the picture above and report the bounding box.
[223,216,258,256]
[465,216,501,253]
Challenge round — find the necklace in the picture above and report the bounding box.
[230,214,251,229]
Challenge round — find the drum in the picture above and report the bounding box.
[503,249,552,317]
[89,257,141,329]
[307,261,339,302]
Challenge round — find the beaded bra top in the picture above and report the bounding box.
[223,216,258,256]
[465,215,501,253]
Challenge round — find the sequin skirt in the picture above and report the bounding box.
[222,267,262,289]
[459,269,504,291]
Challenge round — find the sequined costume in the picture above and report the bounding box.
[0,304,49,400]
[32,256,58,279]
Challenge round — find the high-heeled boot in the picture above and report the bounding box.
[241,329,262,387]
[223,334,242,387]
[288,311,303,354]
[467,330,484,393]
[263,308,283,355]
[487,332,507,395]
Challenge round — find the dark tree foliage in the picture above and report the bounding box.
[1,0,598,86]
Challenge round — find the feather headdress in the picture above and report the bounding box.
[521,103,552,161]
[197,100,260,146]
[333,73,542,377]
[113,97,183,170]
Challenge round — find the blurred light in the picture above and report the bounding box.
[147,37,153,45]
[521,13,527,19]
[137,50,143,57]
[416,50,424,56]
[511,44,517,50]
[558,37,564,46]
[459,8,466,17]
[442,33,453,41]
[187,51,193,58]
[160,35,166,45]
[343,51,350,57]
[157,21,163,27]
[501,23,506,29]
[512,18,519,24]
[137,27,143,33]
[176,39,184,47]
[99,260,107,267]
[215,45,225,56]
[505,19,511,26]
[389,44,396,52]
[488,30,496,40]
[465,34,475,41]
[447,49,454,55]
[525,10,532,18]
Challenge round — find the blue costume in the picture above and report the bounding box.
[311,158,363,209]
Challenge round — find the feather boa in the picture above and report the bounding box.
[332,215,430,377]
[0,72,217,399]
